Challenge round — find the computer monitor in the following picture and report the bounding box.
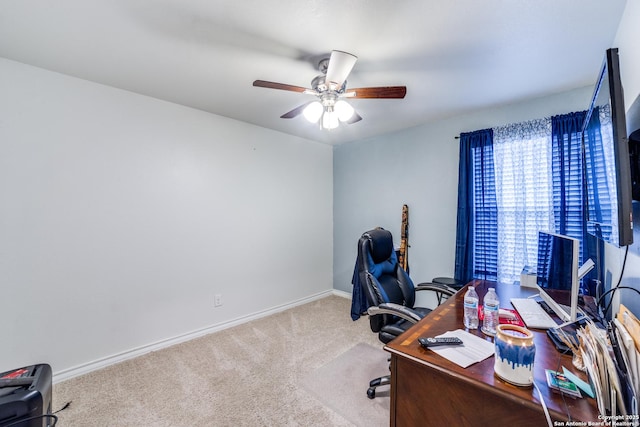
[535,231,580,323]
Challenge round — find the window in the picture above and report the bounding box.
[491,118,555,284]
[456,111,588,287]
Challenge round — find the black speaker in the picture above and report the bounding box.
[0,364,52,427]
[630,128,640,201]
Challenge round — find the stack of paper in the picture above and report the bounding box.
[577,304,639,418]
[430,329,495,369]
[613,305,640,416]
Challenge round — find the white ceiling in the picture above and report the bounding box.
[0,0,628,145]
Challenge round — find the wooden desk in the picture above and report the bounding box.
[385,280,599,426]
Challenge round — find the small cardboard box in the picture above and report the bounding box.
[519,266,537,288]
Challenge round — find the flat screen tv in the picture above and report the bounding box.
[582,48,634,247]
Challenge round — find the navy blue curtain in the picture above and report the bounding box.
[454,129,495,283]
[551,111,598,294]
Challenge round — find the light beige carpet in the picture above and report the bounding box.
[299,343,390,427]
[53,295,389,426]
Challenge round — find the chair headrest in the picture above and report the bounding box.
[364,228,394,264]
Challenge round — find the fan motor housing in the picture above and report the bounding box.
[311,75,328,92]
[311,75,346,94]
[317,57,330,74]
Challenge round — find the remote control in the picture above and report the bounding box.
[418,337,463,348]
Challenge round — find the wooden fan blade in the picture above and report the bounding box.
[346,86,407,99]
[253,80,309,93]
[280,102,313,119]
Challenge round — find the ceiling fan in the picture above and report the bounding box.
[253,50,407,130]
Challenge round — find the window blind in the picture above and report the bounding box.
[472,141,498,280]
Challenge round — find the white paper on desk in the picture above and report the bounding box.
[431,329,495,368]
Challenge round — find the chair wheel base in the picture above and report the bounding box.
[367,387,376,399]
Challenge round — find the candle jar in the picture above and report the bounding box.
[494,324,536,386]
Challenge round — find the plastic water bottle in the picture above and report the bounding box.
[463,286,479,329]
[482,287,500,336]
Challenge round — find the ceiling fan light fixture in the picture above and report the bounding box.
[335,100,355,122]
[322,110,339,130]
[303,101,323,123]
[253,50,406,131]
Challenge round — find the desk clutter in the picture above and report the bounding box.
[572,304,640,419]
[430,284,639,421]
[387,281,617,425]
[543,304,640,418]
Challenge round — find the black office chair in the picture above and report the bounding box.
[357,228,457,398]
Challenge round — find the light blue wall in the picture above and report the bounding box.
[333,87,594,298]
[0,58,334,377]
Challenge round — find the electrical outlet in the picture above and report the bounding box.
[214,294,223,307]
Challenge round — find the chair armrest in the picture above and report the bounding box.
[415,282,457,297]
[415,282,457,307]
[367,303,422,324]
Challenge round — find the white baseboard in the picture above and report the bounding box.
[53,289,335,383]
[332,289,352,300]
